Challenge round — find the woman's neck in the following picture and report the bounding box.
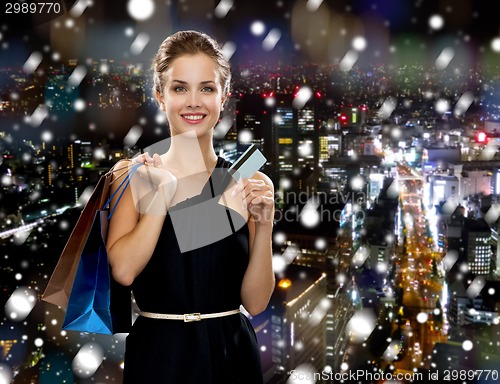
[164,131,218,175]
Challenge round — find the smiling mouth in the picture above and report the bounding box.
[182,114,206,121]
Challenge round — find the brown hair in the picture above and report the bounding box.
[152,30,231,103]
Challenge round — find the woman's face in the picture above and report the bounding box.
[157,53,225,137]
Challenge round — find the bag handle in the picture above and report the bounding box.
[102,162,143,219]
[107,163,134,185]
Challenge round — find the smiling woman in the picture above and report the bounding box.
[158,53,224,137]
[104,30,275,384]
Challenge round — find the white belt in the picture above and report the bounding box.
[137,309,241,322]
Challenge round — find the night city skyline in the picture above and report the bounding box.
[1,1,500,383]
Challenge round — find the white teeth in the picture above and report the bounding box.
[184,115,204,121]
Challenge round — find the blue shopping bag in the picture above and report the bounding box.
[62,163,141,334]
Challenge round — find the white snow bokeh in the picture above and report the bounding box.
[352,36,367,52]
[298,141,313,157]
[272,245,299,274]
[466,276,486,299]
[127,0,154,21]
[222,41,237,60]
[435,47,454,70]
[26,104,49,127]
[5,287,37,321]
[429,14,444,30]
[68,65,87,88]
[123,125,143,147]
[442,250,459,271]
[308,298,331,326]
[352,246,369,268]
[250,21,266,36]
[300,196,320,228]
[378,97,397,119]
[453,92,474,117]
[292,86,312,109]
[238,129,253,143]
[70,0,92,18]
[130,33,150,55]
[416,312,428,324]
[306,0,323,12]
[262,28,282,51]
[286,363,316,384]
[213,115,233,139]
[339,50,359,72]
[72,342,104,379]
[462,340,473,352]
[214,0,234,18]
[0,364,13,384]
[434,98,450,114]
[382,340,401,362]
[23,51,43,74]
[350,175,364,191]
[346,309,376,343]
[491,37,500,52]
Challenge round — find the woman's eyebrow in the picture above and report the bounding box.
[171,80,216,85]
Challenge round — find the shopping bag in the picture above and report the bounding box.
[62,209,114,334]
[42,162,141,334]
[41,174,108,309]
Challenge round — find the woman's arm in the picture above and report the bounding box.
[106,156,176,286]
[235,172,276,316]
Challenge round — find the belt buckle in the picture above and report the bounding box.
[184,313,201,322]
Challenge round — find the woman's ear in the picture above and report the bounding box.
[221,94,228,111]
[155,91,165,111]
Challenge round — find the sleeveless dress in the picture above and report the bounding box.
[123,156,264,384]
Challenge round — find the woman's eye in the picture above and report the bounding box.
[201,87,214,92]
[174,86,186,92]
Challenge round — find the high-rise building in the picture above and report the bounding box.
[493,167,500,195]
[251,265,328,384]
[464,218,492,276]
[491,217,500,277]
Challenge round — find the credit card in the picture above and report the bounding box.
[228,144,267,180]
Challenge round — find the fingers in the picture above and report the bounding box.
[231,178,266,197]
[231,179,273,212]
[152,153,163,167]
[133,152,164,168]
[133,152,154,165]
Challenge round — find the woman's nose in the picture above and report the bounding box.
[186,91,200,107]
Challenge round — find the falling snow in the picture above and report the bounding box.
[0,1,500,383]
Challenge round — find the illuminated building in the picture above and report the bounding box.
[0,339,18,359]
[275,104,295,176]
[448,280,500,326]
[464,218,492,276]
[460,170,492,197]
[428,175,459,208]
[235,94,322,192]
[491,218,500,277]
[250,265,327,384]
[422,147,461,171]
[493,167,500,195]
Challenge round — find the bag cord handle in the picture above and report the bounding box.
[102,163,142,219]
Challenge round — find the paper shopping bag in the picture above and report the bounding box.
[42,175,108,309]
[62,210,114,334]
[43,163,140,334]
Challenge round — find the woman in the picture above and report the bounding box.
[105,30,275,383]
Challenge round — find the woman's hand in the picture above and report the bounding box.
[232,177,274,226]
[130,152,177,215]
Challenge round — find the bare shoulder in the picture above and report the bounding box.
[251,171,274,191]
[113,158,133,170]
[110,159,136,179]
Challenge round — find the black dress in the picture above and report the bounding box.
[123,156,263,384]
